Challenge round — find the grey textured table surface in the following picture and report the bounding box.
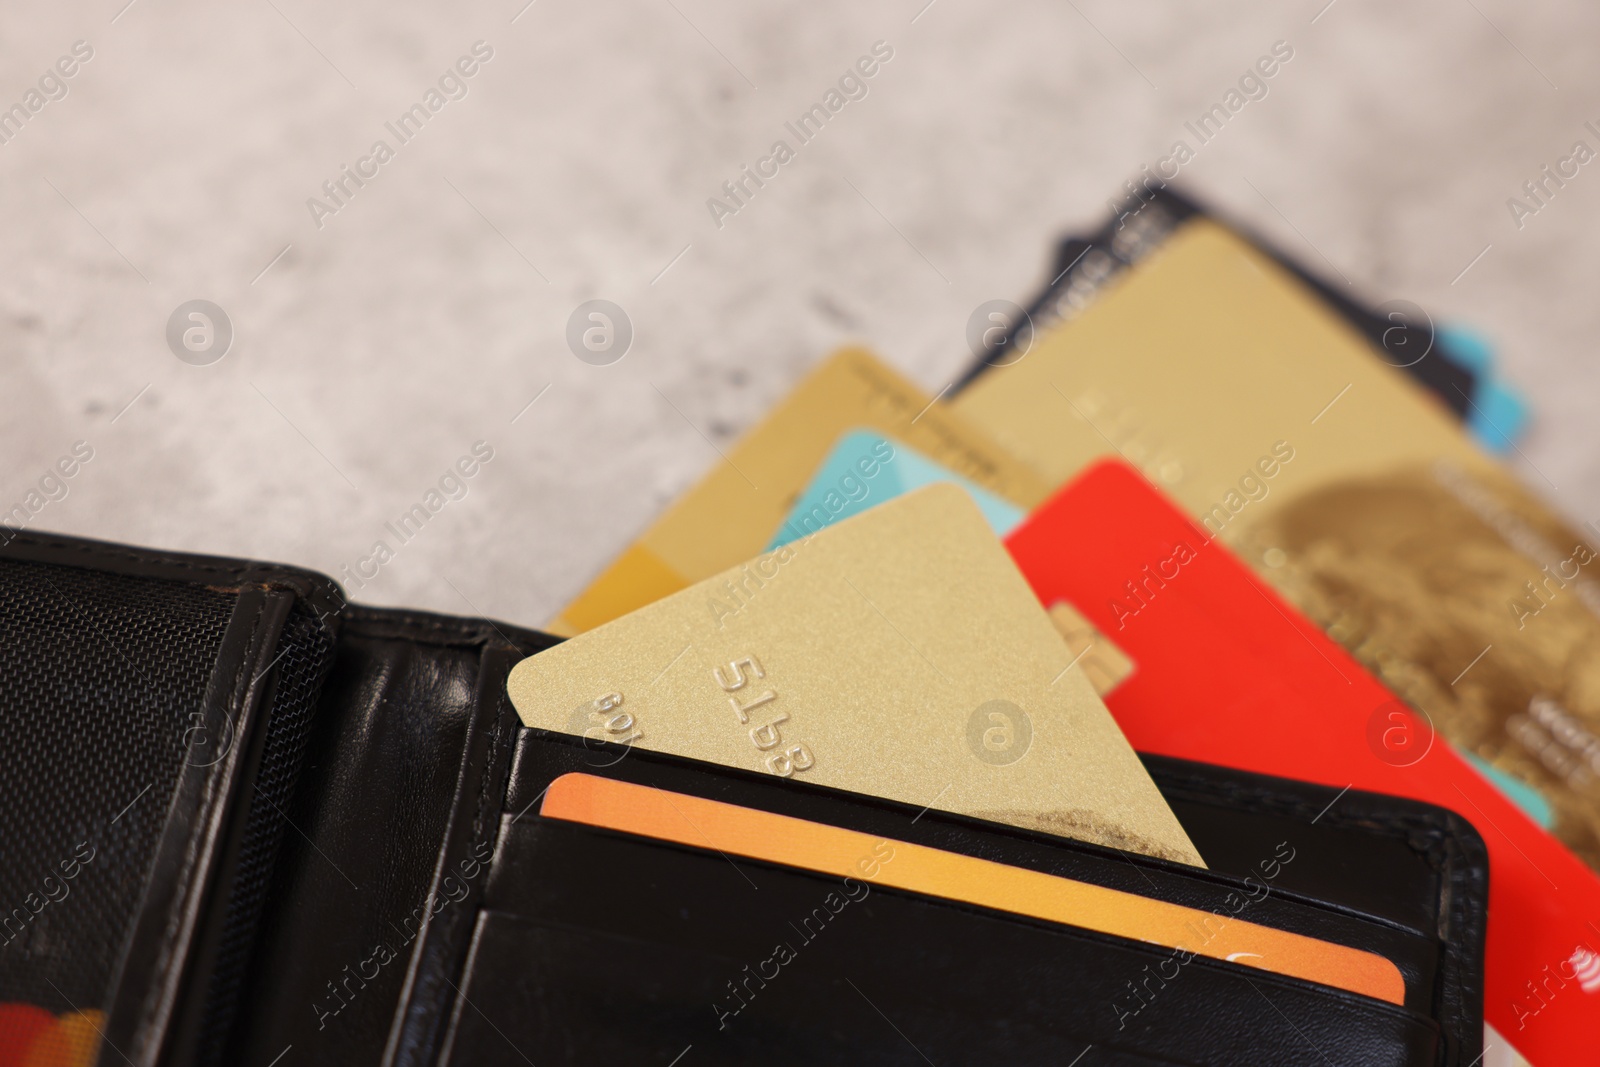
[2,0,1596,631]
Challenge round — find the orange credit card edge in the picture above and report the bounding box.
[539,772,1405,1007]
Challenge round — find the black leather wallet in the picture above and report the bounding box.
[0,529,1487,1066]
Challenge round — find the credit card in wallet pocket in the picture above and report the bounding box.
[508,484,1204,865]
[539,771,1405,1006]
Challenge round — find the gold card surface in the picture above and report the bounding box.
[509,484,1204,866]
[548,347,1050,635]
[955,216,1600,869]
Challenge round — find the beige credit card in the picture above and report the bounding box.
[547,347,1050,635]
[954,215,1600,870]
[509,484,1204,866]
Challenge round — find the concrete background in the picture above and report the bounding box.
[2,0,1597,630]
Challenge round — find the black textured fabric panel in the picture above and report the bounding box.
[0,559,236,1015]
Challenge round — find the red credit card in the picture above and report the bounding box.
[1004,459,1600,1065]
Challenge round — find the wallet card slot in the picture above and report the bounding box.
[471,818,1440,1066]
[442,909,1208,1067]
[505,733,1444,1011]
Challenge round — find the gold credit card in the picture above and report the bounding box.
[955,215,1600,869]
[1047,600,1135,697]
[509,484,1204,866]
[547,347,1050,635]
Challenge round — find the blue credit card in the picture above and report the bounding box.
[1437,324,1531,455]
[767,429,1025,549]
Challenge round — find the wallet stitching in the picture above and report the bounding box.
[1155,768,1482,877]
[464,645,522,893]
[1154,768,1461,845]
[343,605,555,655]
[349,612,496,643]
[0,534,291,585]
[1,531,261,579]
[468,677,509,866]
[0,534,337,626]
[1,534,560,655]
[0,533,341,611]
[1440,834,1488,1063]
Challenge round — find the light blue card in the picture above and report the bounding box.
[767,429,1025,549]
[1437,324,1531,455]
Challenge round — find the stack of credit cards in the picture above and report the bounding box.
[504,192,1589,1066]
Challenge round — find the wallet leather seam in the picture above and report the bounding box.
[341,604,556,655]
[0,529,325,590]
[130,603,255,1053]
[0,530,247,577]
[463,669,510,896]
[379,644,524,1067]
[123,589,285,1060]
[1153,766,1471,847]
[0,530,347,632]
